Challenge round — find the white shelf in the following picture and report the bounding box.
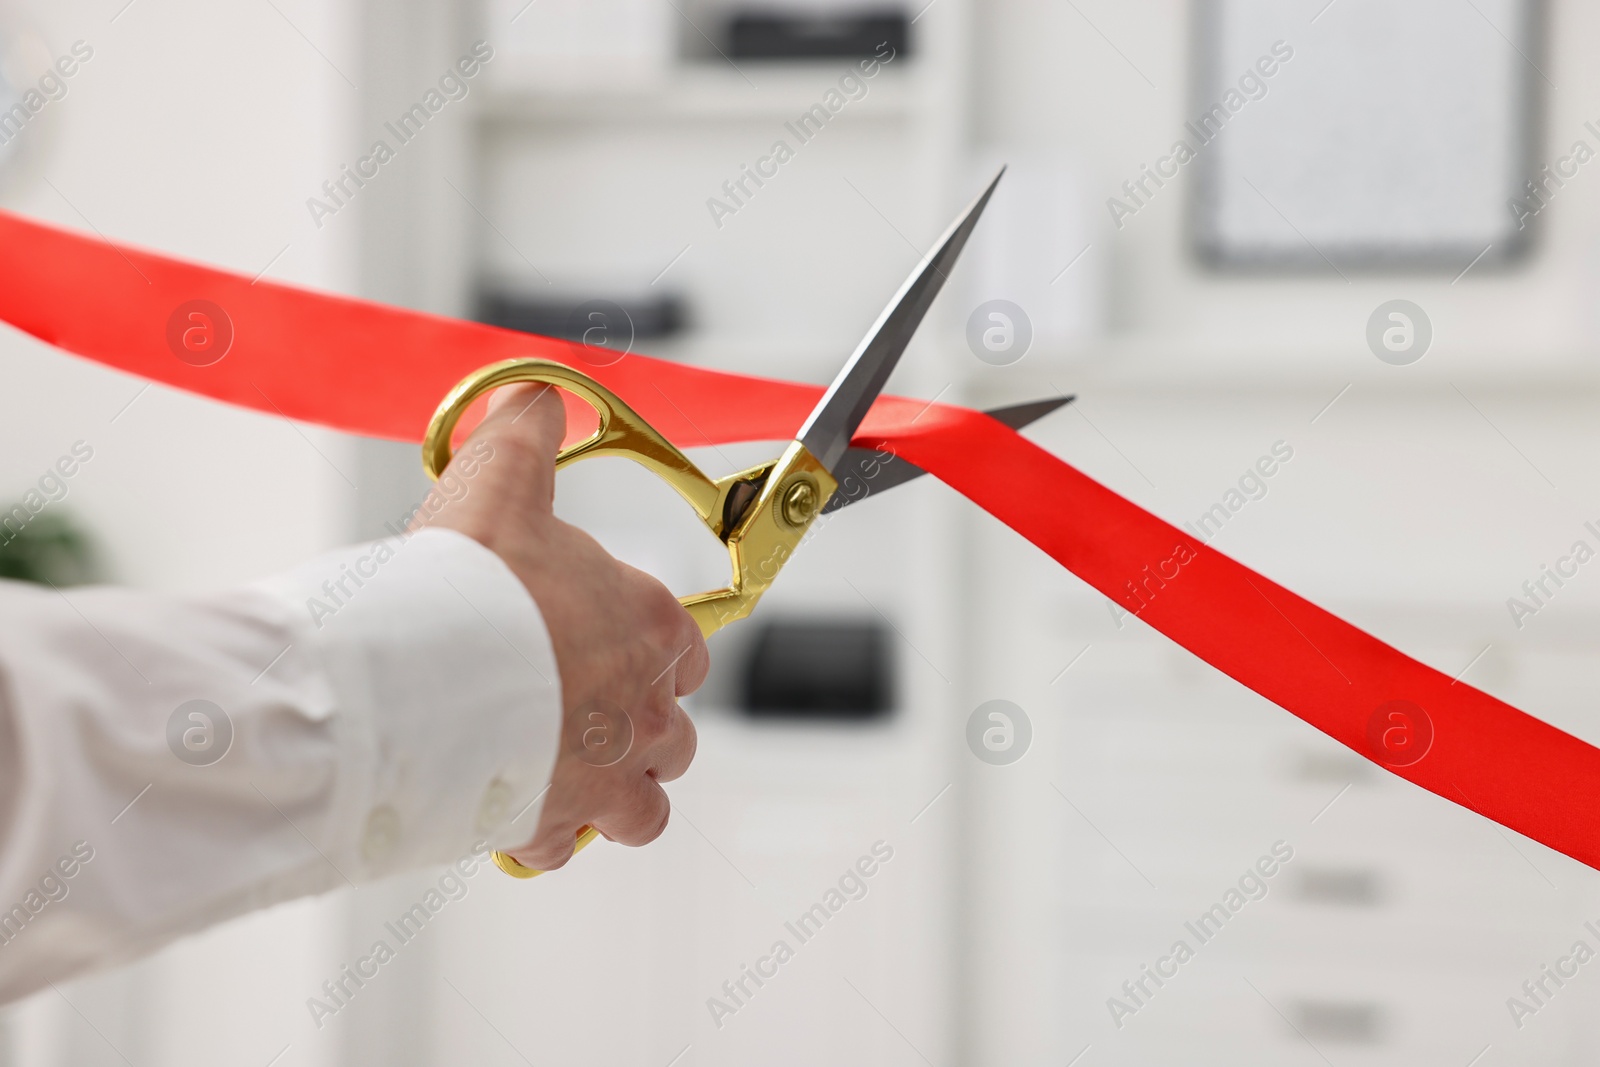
[478,61,916,124]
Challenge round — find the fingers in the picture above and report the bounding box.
[505,826,579,872]
[626,563,711,697]
[673,627,711,697]
[510,775,677,869]
[624,584,700,781]
[517,700,693,865]
[591,773,672,847]
[591,699,692,846]
[648,703,697,784]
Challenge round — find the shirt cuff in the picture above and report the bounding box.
[253,527,561,879]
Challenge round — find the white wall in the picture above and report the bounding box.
[0,0,359,1064]
[963,3,1600,1064]
[972,0,1600,376]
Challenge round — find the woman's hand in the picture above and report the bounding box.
[415,383,706,869]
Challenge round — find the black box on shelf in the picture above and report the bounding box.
[741,618,893,719]
[726,10,910,60]
[477,291,688,345]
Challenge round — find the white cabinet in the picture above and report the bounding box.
[964,390,1600,1066]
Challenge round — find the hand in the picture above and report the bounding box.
[415,383,707,869]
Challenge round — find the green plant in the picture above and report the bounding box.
[0,510,98,587]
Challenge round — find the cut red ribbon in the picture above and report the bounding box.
[3,209,1595,869]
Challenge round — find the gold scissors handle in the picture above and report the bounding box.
[491,826,600,878]
[422,358,837,877]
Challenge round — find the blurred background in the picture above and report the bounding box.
[2,0,1599,1063]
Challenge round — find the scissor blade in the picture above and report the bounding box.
[819,395,1073,514]
[796,169,1006,475]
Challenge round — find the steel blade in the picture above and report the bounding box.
[819,395,1073,514]
[796,169,1006,475]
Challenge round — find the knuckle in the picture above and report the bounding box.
[643,591,688,649]
[626,571,688,644]
[627,794,671,846]
[676,637,711,696]
[601,782,670,847]
[511,841,570,872]
[679,712,698,766]
[630,692,674,743]
[652,715,696,785]
[637,802,670,845]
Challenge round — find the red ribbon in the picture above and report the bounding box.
[3,209,1595,868]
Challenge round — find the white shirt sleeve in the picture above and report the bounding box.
[0,527,561,1005]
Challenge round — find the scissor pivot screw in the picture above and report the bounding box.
[781,479,819,526]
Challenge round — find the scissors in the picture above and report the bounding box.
[421,168,1068,878]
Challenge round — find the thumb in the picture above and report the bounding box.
[412,382,568,540]
[439,382,567,520]
[484,381,565,444]
[478,382,566,491]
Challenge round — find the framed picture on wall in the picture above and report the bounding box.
[1189,0,1545,273]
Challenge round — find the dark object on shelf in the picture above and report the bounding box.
[477,292,687,345]
[741,618,892,719]
[0,510,99,587]
[727,11,910,60]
